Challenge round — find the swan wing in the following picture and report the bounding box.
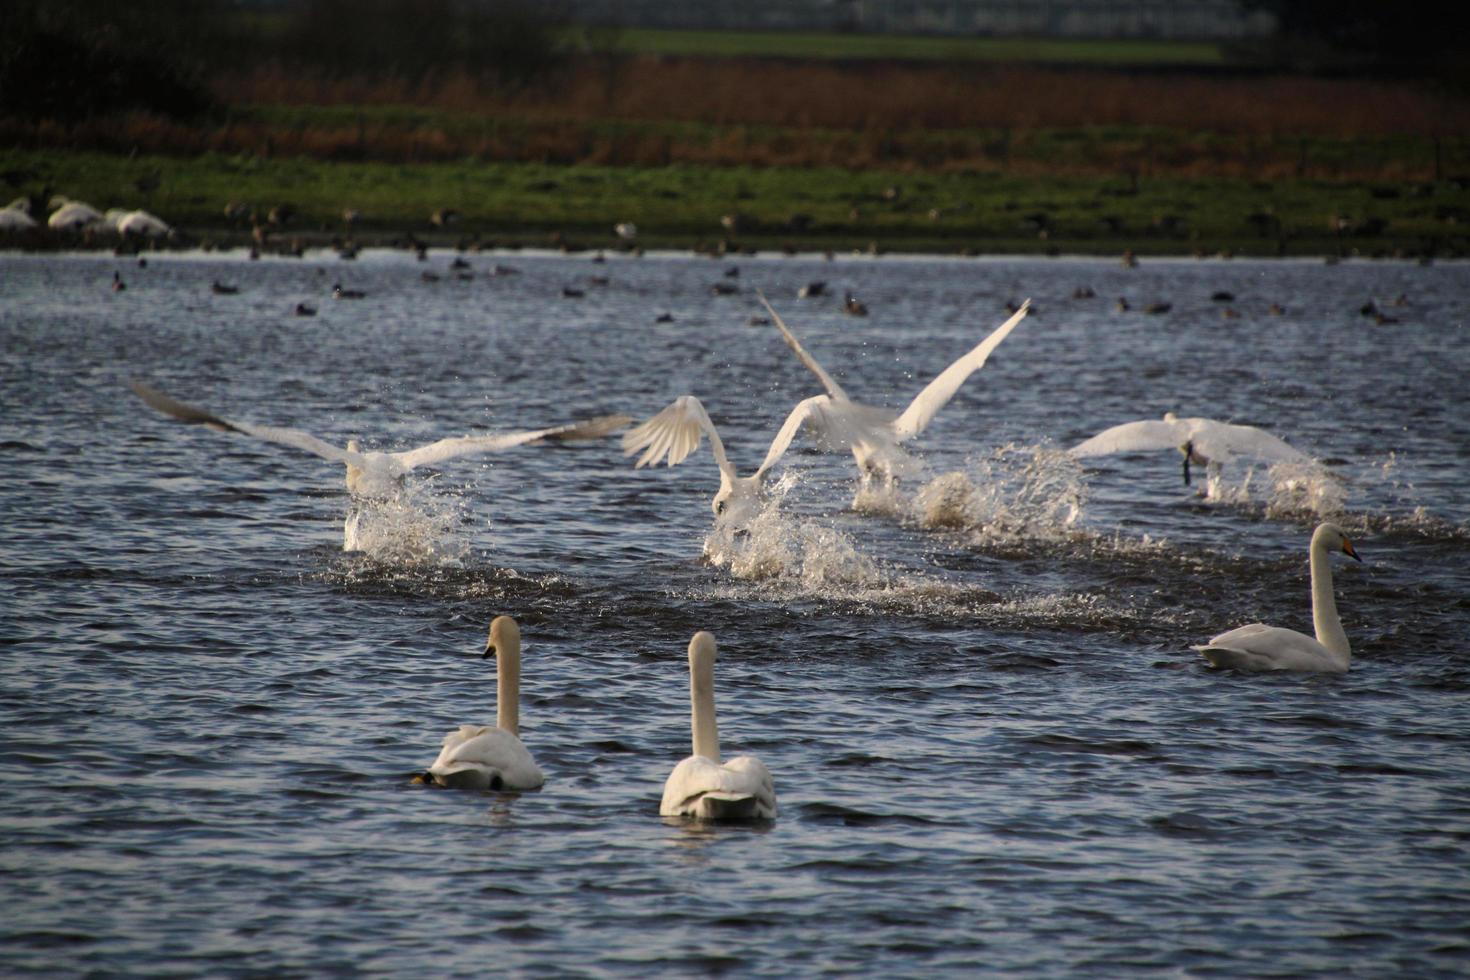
[892,300,1029,441]
[660,754,776,820]
[622,395,736,481]
[1068,418,1187,457]
[428,725,544,789]
[752,395,830,478]
[1193,624,1345,673]
[1183,419,1310,466]
[392,414,631,471]
[758,291,849,401]
[130,380,365,467]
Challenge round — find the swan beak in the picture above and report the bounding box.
[1181,443,1193,486]
[1342,538,1362,562]
[483,640,496,659]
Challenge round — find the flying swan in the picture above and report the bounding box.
[417,616,545,790]
[622,393,834,528]
[130,380,629,547]
[1069,412,1312,486]
[661,631,776,821]
[759,293,1029,487]
[1194,522,1362,673]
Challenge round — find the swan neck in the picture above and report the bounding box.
[496,640,521,736]
[690,648,720,763]
[1309,537,1350,662]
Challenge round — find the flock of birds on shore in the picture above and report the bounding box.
[127,279,1368,820]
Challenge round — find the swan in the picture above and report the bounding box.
[0,204,37,230]
[759,292,1029,488]
[116,209,172,238]
[130,380,630,546]
[661,632,776,821]
[418,617,544,790]
[48,200,104,231]
[1069,412,1312,486]
[1194,523,1362,672]
[622,393,832,528]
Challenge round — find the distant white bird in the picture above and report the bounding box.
[116,209,172,238]
[1194,523,1362,672]
[661,632,776,821]
[614,222,638,241]
[1069,412,1312,486]
[48,200,104,231]
[130,380,630,547]
[623,393,832,528]
[0,204,37,230]
[418,616,544,790]
[760,293,1029,487]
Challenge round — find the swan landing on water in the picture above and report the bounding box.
[417,616,545,791]
[661,632,777,821]
[1194,522,1363,673]
[130,380,630,549]
[1069,412,1313,487]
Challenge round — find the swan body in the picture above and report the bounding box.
[131,380,629,544]
[422,617,544,790]
[1070,412,1311,486]
[0,205,38,230]
[623,393,830,528]
[1194,523,1362,672]
[116,209,172,238]
[48,200,104,231]
[760,293,1029,486]
[661,632,776,821]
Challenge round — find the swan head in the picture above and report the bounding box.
[483,615,521,659]
[712,474,763,529]
[1178,439,1210,485]
[1313,523,1362,562]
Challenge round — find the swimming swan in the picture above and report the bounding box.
[418,616,544,790]
[1069,412,1311,486]
[1194,522,1362,672]
[622,393,832,528]
[661,632,776,821]
[759,292,1029,486]
[130,380,630,545]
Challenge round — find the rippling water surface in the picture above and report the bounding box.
[3,250,1468,976]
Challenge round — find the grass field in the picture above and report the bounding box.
[601,29,1230,66]
[5,147,1465,259]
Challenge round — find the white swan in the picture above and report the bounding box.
[48,200,104,231]
[419,616,544,790]
[1069,412,1311,486]
[661,631,776,821]
[622,393,830,528]
[116,209,172,238]
[130,380,629,546]
[0,205,37,231]
[760,292,1029,487]
[1194,522,1362,672]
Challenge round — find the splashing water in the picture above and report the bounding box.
[342,482,471,565]
[703,472,883,586]
[916,444,1086,543]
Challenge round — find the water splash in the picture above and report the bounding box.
[915,443,1086,544]
[703,472,883,586]
[342,481,471,565]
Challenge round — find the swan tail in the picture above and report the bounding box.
[691,791,765,822]
[1194,644,1274,672]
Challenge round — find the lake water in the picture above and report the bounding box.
[2,249,1468,976]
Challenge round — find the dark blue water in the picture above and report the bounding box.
[3,250,1468,976]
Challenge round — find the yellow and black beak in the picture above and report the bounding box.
[1342,538,1362,562]
[483,640,496,659]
